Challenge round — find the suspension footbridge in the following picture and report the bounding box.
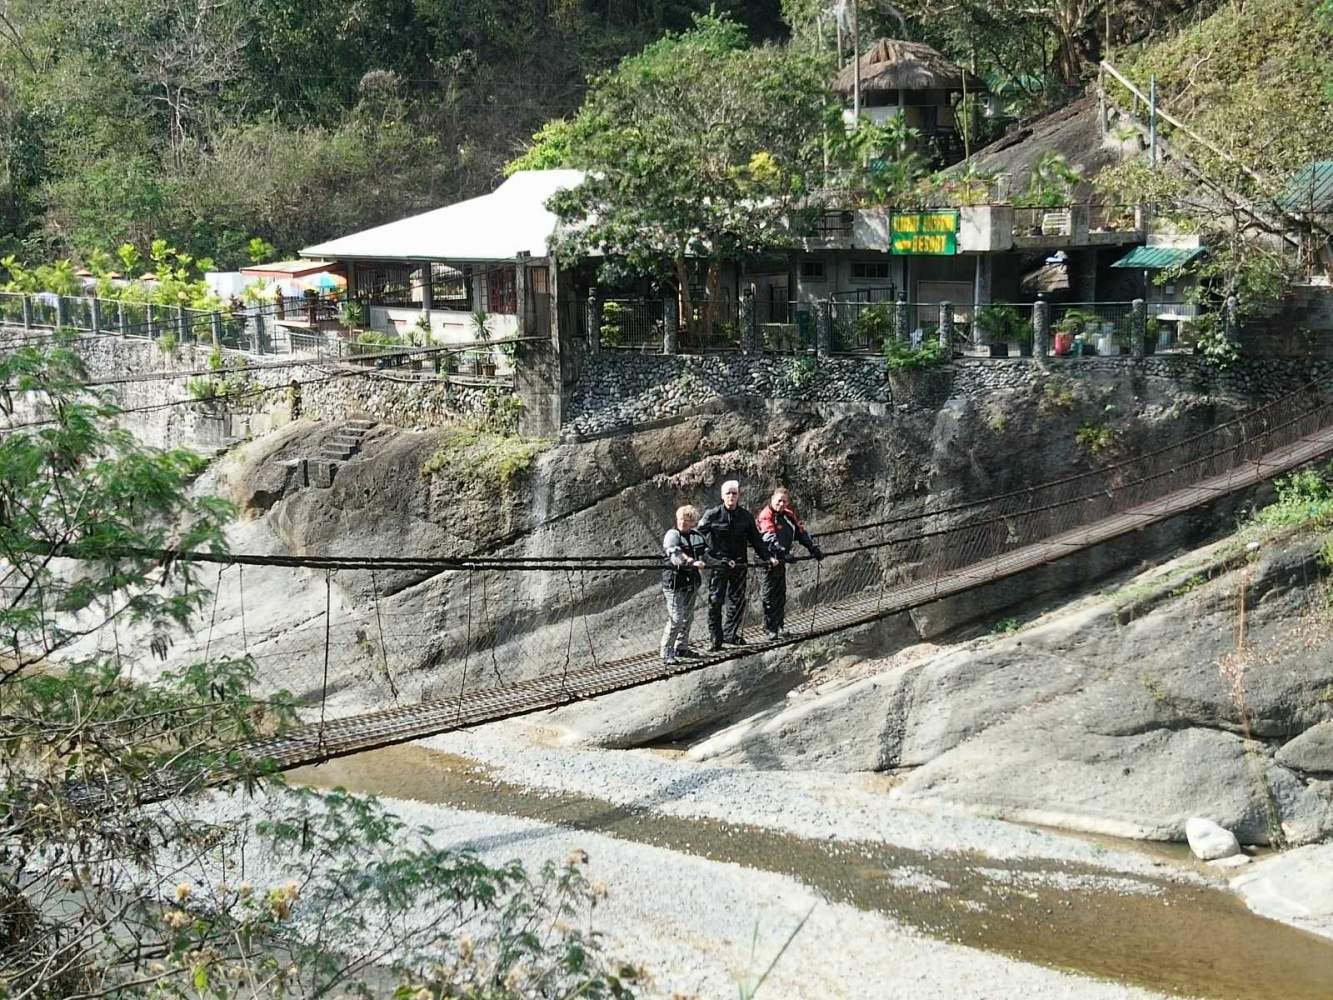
[59,381,1333,807]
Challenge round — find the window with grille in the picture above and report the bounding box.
[851,260,891,280]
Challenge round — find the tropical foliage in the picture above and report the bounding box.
[547,14,836,335]
[0,338,636,998]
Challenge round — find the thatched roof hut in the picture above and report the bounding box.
[833,39,985,96]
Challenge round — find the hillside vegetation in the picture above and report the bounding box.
[1116,0,1333,183]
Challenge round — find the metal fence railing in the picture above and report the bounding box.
[600,298,665,352]
[0,291,351,357]
[759,302,816,354]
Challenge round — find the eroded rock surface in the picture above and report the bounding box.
[690,534,1333,845]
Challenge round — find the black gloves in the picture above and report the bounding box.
[811,544,825,561]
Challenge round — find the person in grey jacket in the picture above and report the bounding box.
[660,504,709,664]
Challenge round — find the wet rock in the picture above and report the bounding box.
[1231,844,1333,940]
[1186,817,1241,860]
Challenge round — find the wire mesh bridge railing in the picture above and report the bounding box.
[51,377,1333,809]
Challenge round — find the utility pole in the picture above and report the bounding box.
[851,0,860,124]
[1149,75,1157,170]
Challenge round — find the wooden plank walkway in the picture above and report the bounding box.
[217,420,1333,781]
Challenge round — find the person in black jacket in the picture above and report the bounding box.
[697,480,778,651]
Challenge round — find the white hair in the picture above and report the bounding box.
[721,480,740,495]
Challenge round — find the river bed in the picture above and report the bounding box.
[291,743,1333,999]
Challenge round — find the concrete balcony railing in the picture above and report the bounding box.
[803,204,1145,253]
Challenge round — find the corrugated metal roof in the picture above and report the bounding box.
[1276,161,1333,213]
[301,169,585,262]
[1111,245,1205,269]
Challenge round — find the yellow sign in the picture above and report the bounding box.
[890,210,959,255]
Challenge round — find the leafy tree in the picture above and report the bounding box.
[549,14,836,335]
[0,339,642,997]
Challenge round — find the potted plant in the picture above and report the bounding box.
[975,303,1027,358]
[1113,317,1135,355]
[1053,308,1096,356]
[338,299,365,337]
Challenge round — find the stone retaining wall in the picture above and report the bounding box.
[1,329,508,451]
[563,350,1333,439]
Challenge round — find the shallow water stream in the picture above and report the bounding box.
[291,745,1333,999]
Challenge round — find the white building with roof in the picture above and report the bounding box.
[301,169,584,347]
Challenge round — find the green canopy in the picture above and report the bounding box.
[1111,245,1205,269]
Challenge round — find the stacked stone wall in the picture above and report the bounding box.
[564,350,1333,439]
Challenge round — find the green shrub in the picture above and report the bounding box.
[338,299,364,329]
[157,332,178,354]
[600,301,624,347]
[1075,422,1116,456]
[188,377,218,400]
[975,303,1028,344]
[356,330,401,348]
[883,336,946,370]
[1040,377,1076,412]
[422,425,548,491]
[1254,465,1333,527]
[854,303,895,345]
[784,356,817,392]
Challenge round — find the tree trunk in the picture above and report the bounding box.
[674,257,696,337]
[703,260,721,339]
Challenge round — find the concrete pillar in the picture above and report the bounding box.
[739,284,756,354]
[118,302,128,337]
[663,294,679,355]
[815,300,831,356]
[176,304,187,344]
[516,261,573,439]
[56,296,69,329]
[1074,250,1097,302]
[1070,205,1090,244]
[421,261,433,327]
[1033,295,1051,359]
[254,311,267,354]
[21,295,33,330]
[586,289,601,354]
[146,303,157,339]
[973,255,992,307]
[1131,299,1147,359]
[90,297,102,334]
[211,312,223,352]
[895,294,910,346]
[938,302,954,350]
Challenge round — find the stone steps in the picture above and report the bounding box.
[316,417,376,465]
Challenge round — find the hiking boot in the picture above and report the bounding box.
[675,648,702,659]
[708,641,724,652]
[660,652,678,665]
[723,636,748,647]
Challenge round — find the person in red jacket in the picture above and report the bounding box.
[756,487,823,639]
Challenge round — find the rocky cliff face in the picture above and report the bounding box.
[688,532,1333,845]
[186,369,1333,844]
